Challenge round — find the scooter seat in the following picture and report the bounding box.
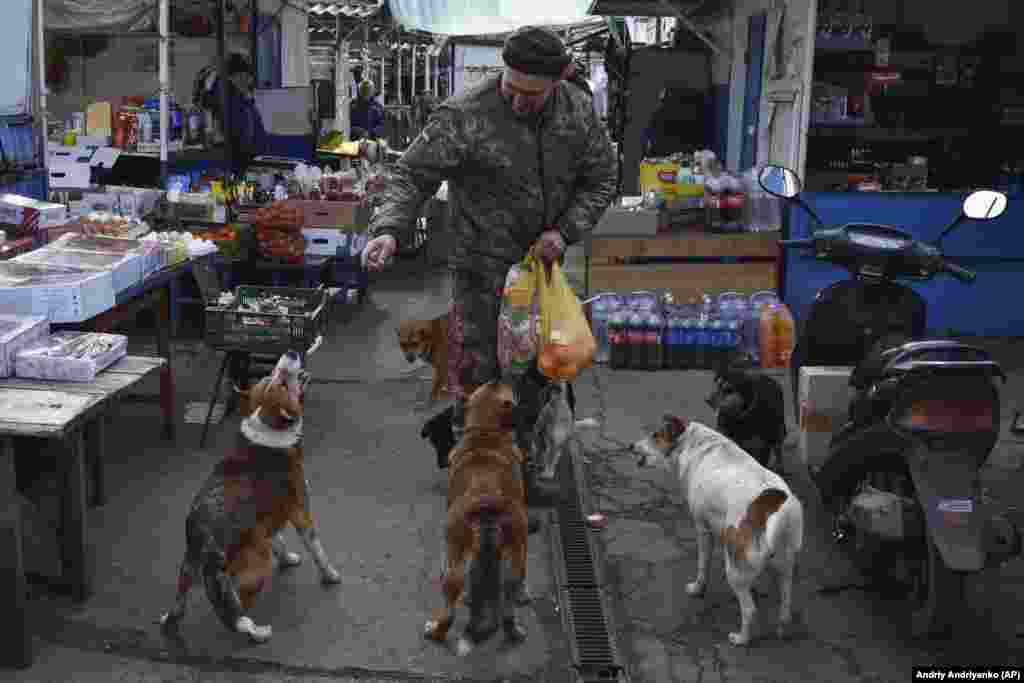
[849,340,994,390]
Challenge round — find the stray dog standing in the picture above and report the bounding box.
[160,352,341,643]
[632,417,804,646]
[425,381,531,656]
[706,361,787,472]
[397,314,450,401]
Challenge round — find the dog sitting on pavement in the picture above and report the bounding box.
[397,313,451,401]
[425,380,532,656]
[706,355,788,473]
[160,351,341,643]
[632,417,804,646]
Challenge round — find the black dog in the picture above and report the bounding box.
[422,368,576,471]
[706,357,787,472]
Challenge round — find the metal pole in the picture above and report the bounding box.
[396,48,403,105]
[421,45,428,99]
[337,40,350,137]
[379,57,384,100]
[249,0,257,83]
[37,0,48,184]
[408,45,415,104]
[159,0,169,174]
[218,0,231,176]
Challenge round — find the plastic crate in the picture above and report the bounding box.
[205,285,327,353]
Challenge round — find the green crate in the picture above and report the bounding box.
[205,285,327,353]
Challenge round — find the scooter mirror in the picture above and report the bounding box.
[963,190,1007,221]
[758,165,802,199]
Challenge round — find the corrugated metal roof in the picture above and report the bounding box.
[308,1,382,17]
[587,0,707,17]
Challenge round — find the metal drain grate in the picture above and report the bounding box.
[553,442,625,682]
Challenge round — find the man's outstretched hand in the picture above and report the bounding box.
[362,234,397,271]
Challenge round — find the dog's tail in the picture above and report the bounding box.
[721,488,789,564]
[466,501,503,640]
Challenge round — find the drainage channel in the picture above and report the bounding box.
[552,440,626,683]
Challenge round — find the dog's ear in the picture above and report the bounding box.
[663,414,689,438]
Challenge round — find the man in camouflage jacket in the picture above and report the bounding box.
[363,26,617,501]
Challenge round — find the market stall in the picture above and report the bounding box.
[782,0,1024,336]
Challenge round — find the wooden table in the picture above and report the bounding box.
[57,262,190,442]
[0,356,165,669]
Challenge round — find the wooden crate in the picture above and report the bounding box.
[588,261,778,303]
[589,231,778,265]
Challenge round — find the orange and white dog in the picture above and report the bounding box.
[632,417,804,646]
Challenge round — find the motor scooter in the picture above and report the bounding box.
[759,165,1022,637]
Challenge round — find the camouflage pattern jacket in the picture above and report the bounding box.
[369,74,618,275]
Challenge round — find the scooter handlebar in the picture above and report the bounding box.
[778,238,815,249]
[943,260,977,284]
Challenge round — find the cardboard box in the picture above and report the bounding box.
[284,200,371,230]
[0,264,115,323]
[593,206,660,236]
[14,235,146,294]
[48,160,93,190]
[0,315,50,378]
[79,187,163,220]
[0,195,69,232]
[797,366,856,470]
[302,227,344,256]
[48,145,95,164]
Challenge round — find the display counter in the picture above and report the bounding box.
[782,191,1024,337]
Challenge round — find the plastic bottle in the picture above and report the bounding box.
[608,310,628,370]
[693,318,708,370]
[665,312,681,369]
[678,317,695,369]
[628,310,647,370]
[589,294,613,364]
[759,302,796,369]
[725,320,741,365]
[707,320,724,369]
[647,311,664,370]
[744,291,780,365]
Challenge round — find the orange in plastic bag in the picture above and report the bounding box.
[535,252,597,380]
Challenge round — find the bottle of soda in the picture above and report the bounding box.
[628,310,647,370]
[647,311,664,370]
[693,318,707,370]
[725,320,741,366]
[609,310,628,369]
[665,312,681,369]
[707,320,724,369]
[678,318,694,369]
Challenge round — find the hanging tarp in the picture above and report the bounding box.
[44,0,156,31]
[388,0,593,36]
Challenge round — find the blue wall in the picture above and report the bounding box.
[782,192,1024,337]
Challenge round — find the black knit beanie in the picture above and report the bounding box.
[502,26,571,78]
[227,53,251,75]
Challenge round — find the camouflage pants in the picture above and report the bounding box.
[447,269,507,439]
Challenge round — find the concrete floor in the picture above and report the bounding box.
[14,261,571,683]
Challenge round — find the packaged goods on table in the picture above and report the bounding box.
[15,244,142,293]
[15,331,128,382]
[0,315,50,377]
[192,224,242,259]
[0,262,115,323]
[254,201,306,263]
[78,212,152,240]
[141,230,217,261]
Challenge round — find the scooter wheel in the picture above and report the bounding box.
[911,529,966,639]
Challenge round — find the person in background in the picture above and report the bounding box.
[350,79,386,140]
[200,53,268,175]
[361,25,617,530]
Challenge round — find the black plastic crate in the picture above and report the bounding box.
[205,285,327,353]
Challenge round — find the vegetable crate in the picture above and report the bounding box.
[205,285,327,354]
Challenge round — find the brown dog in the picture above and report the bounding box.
[424,381,531,656]
[160,352,341,643]
[397,314,450,401]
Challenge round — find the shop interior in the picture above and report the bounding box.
[804,0,1024,193]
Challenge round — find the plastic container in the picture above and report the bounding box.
[743,290,780,363]
[608,310,629,369]
[759,302,796,369]
[646,311,664,370]
[587,293,621,365]
[628,310,646,370]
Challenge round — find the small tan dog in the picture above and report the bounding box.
[425,381,531,656]
[397,314,450,401]
[632,417,804,646]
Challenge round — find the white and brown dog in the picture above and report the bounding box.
[632,417,804,646]
[160,351,341,643]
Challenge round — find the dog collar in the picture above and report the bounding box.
[240,407,303,449]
